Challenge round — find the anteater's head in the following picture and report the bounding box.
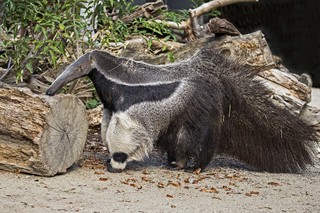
[46,52,94,96]
[106,112,153,173]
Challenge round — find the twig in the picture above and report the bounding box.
[0,57,13,81]
[154,19,187,30]
[190,0,259,18]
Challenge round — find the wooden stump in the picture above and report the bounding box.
[0,83,88,176]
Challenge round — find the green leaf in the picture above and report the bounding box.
[167,52,175,63]
[25,63,33,73]
[86,99,99,109]
[48,50,57,67]
[50,45,62,54]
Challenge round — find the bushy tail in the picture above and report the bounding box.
[217,68,318,173]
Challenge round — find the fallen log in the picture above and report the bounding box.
[0,83,88,176]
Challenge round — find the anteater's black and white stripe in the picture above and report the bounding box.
[46,47,318,173]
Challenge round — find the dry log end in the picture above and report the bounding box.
[0,85,88,176]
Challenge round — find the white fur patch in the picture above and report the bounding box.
[99,72,177,86]
[101,108,111,146]
[93,56,183,86]
[110,159,126,170]
[106,112,153,163]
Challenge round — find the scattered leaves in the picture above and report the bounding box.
[200,187,219,194]
[94,171,105,175]
[224,173,246,181]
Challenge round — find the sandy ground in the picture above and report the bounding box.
[0,88,319,213]
[0,155,320,213]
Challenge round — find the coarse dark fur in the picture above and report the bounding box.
[46,44,318,173]
[157,52,317,173]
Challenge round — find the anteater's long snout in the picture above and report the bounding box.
[45,52,93,96]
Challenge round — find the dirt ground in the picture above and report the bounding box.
[0,89,319,213]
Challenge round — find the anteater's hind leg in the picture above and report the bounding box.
[165,126,190,170]
[189,122,221,173]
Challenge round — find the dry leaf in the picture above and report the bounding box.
[167,181,181,187]
[226,192,241,195]
[221,185,232,191]
[95,171,105,175]
[99,177,108,181]
[166,194,174,198]
[121,178,137,185]
[200,187,219,193]
[224,173,245,181]
[128,178,137,182]
[120,180,129,185]
[142,170,150,175]
[268,182,280,186]
[157,182,165,188]
[194,176,207,184]
[141,176,151,182]
[193,168,202,174]
[245,191,260,196]
[225,174,234,179]
[129,183,142,189]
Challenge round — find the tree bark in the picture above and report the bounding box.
[0,83,88,176]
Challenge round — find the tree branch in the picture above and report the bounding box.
[190,0,259,18]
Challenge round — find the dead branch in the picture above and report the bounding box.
[141,0,258,41]
[190,0,259,18]
[122,0,167,23]
[0,57,13,81]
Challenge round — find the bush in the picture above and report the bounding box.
[1,0,93,82]
[0,0,178,82]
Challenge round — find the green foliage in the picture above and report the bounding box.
[85,98,100,109]
[163,10,188,24]
[2,0,90,82]
[131,17,176,39]
[167,51,175,63]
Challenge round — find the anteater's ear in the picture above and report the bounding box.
[88,52,97,67]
